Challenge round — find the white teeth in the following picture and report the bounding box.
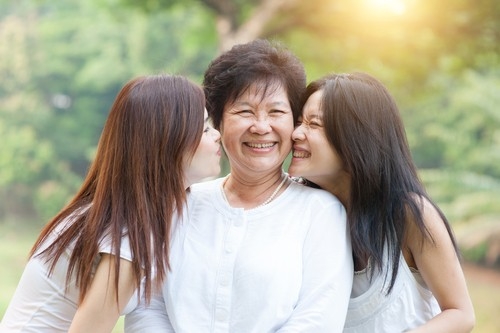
[247,142,275,148]
[293,151,310,158]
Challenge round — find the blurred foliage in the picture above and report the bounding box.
[0,0,217,221]
[0,0,499,253]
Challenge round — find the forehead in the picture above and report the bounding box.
[233,80,289,104]
[302,90,324,116]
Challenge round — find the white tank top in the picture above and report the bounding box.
[343,250,441,332]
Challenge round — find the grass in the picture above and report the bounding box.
[1,221,499,332]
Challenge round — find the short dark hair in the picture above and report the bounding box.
[203,39,306,130]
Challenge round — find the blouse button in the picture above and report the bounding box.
[219,275,230,286]
[216,309,229,322]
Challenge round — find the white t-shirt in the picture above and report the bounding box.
[125,177,353,333]
[343,249,441,332]
[0,212,138,332]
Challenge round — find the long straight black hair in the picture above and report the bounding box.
[305,72,459,293]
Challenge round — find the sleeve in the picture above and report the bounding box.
[124,288,174,333]
[98,230,133,262]
[277,198,353,333]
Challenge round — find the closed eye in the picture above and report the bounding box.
[298,119,323,129]
[270,109,286,114]
[236,109,254,116]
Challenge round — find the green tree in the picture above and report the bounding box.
[2,0,500,229]
[409,69,500,220]
[0,0,218,220]
[116,0,300,52]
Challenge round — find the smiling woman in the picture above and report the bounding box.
[124,38,354,333]
[289,72,475,332]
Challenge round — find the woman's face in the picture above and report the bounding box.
[221,82,294,177]
[288,90,349,191]
[184,110,222,187]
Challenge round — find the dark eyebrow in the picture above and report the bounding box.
[233,102,252,107]
[232,100,290,109]
[268,101,290,107]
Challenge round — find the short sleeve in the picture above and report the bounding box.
[98,230,133,262]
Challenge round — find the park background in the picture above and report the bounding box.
[1,0,499,331]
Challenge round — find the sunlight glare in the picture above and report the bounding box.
[368,0,407,15]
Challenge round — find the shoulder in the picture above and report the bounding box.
[404,194,452,255]
[406,195,446,234]
[187,177,225,211]
[190,177,223,194]
[288,180,343,207]
[279,181,347,225]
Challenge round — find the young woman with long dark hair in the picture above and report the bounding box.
[289,72,474,332]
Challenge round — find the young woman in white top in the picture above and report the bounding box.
[0,74,221,332]
[288,72,475,332]
[125,39,353,333]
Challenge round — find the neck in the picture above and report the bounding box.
[221,170,288,209]
[320,179,351,211]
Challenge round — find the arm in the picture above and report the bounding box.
[405,198,475,333]
[68,254,136,333]
[277,199,353,333]
[124,287,174,333]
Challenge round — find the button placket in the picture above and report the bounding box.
[213,212,247,332]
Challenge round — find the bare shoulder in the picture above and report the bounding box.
[405,194,456,259]
[406,194,446,232]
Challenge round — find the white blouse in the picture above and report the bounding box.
[344,250,441,332]
[125,177,353,333]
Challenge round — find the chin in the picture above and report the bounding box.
[288,166,307,177]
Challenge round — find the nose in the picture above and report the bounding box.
[213,128,221,142]
[250,118,272,134]
[292,125,305,141]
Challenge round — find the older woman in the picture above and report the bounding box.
[125,40,353,333]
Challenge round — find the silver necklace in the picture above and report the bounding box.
[221,173,288,209]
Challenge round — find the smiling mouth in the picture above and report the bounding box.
[293,150,310,158]
[246,142,276,149]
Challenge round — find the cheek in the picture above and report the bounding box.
[277,122,294,139]
[221,133,233,150]
[281,138,293,151]
[192,137,209,160]
[310,134,326,150]
[328,154,344,172]
[280,115,295,128]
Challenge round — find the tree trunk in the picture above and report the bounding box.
[201,0,297,53]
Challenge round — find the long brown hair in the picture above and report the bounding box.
[305,72,458,293]
[30,74,205,303]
